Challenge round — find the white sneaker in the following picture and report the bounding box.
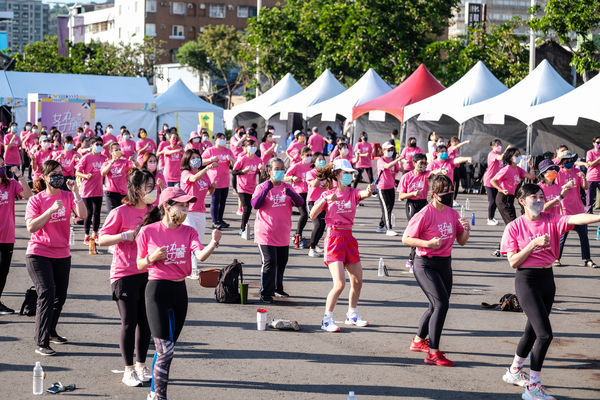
[135,364,152,383]
[386,229,399,236]
[453,200,460,207]
[122,368,142,387]
[502,368,529,387]
[308,248,321,257]
[147,392,170,400]
[345,312,369,327]
[236,208,243,216]
[241,228,249,240]
[487,218,499,226]
[522,383,555,400]
[375,226,386,233]
[321,316,340,332]
[314,246,323,253]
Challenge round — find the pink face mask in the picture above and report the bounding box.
[494,145,502,152]
[147,162,157,172]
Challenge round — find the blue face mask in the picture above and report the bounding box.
[564,161,574,169]
[272,170,285,182]
[513,156,521,164]
[316,160,326,169]
[65,143,74,151]
[340,173,354,186]
[93,145,103,153]
[440,152,449,160]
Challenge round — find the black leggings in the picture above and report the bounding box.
[485,186,498,220]
[239,192,253,231]
[83,197,103,235]
[353,167,374,188]
[413,256,452,350]
[308,201,326,250]
[559,224,590,260]
[405,199,428,262]
[0,243,15,299]
[296,192,308,236]
[105,191,125,213]
[453,164,466,199]
[112,273,151,366]
[258,244,289,296]
[210,187,229,225]
[21,149,31,179]
[378,188,395,229]
[495,192,516,224]
[514,268,555,371]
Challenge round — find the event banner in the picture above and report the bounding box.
[28,93,95,137]
[198,112,214,137]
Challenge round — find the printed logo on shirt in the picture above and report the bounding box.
[437,222,453,240]
[50,206,67,222]
[410,181,425,191]
[513,174,522,185]
[269,192,287,208]
[0,190,9,205]
[335,199,352,214]
[92,161,103,171]
[165,242,186,263]
[110,165,124,178]
[172,152,181,160]
[218,154,228,162]
[528,233,551,253]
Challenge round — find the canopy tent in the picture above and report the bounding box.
[459,59,574,161]
[2,70,157,136]
[156,79,224,143]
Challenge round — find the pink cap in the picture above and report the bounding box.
[158,186,197,206]
[189,131,200,140]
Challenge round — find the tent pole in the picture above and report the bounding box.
[457,122,464,141]
[399,120,406,147]
[526,124,532,156]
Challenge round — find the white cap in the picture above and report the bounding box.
[333,158,357,173]
[382,142,394,149]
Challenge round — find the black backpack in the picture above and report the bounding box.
[20,286,37,316]
[481,293,522,312]
[215,259,243,303]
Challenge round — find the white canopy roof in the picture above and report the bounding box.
[306,68,391,121]
[527,72,600,126]
[265,69,346,120]
[156,79,223,115]
[459,60,574,125]
[225,73,302,125]
[404,61,508,123]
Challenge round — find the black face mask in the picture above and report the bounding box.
[48,174,65,189]
[437,192,454,207]
[409,141,416,147]
[361,136,368,142]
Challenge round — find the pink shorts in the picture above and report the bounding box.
[324,229,360,267]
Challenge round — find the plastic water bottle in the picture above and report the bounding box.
[596,226,600,241]
[33,362,43,395]
[378,258,385,277]
[391,213,396,228]
[471,212,476,226]
[69,226,75,245]
[465,198,471,211]
[460,205,465,218]
[347,391,357,400]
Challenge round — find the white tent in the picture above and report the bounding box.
[156,79,224,143]
[306,68,392,122]
[2,71,157,136]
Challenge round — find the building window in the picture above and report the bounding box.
[145,23,156,36]
[209,4,225,18]
[146,0,156,12]
[12,4,19,10]
[171,2,185,15]
[170,49,178,63]
[13,27,18,33]
[171,24,184,38]
[237,5,257,18]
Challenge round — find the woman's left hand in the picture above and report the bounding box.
[459,217,470,231]
[66,179,77,192]
[212,229,222,244]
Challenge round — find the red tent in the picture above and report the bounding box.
[352,64,445,122]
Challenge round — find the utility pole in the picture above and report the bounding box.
[255,0,262,97]
[529,0,536,72]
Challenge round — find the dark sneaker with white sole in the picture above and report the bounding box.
[35,346,56,356]
[0,302,15,315]
[49,335,68,344]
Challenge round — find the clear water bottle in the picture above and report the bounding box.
[391,213,396,228]
[347,391,357,400]
[460,205,464,218]
[69,226,75,246]
[465,198,471,210]
[33,362,43,395]
[378,258,385,277]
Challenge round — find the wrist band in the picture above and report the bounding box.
[145,255,151,265]
[121,232,129,241]
[75,198,83,204]
[211,240,219,248]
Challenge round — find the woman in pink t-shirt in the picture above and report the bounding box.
[285,146,313,248]
[136,187,221,400]
[32,136,54,181]
[135,128,157,164]
[309,158,375,333]
[25,159,87,356]
[259,131,278,173]
[499,183,600,400]
[536,160,567,216]
[376,142,403,236]
[185,131,202,152]
[54,135,80,182]
[0,157,32,314]
[400,136,425,173]
[202,132,235,229]
[252,157,304,303]
[118,130,137,160]
[101,142,136,212]
[98,169,156,387]
[402,174,470,367]
[352,132,374,188]
[482,139,505,225]
[233,139,262,239]
[156,132,170,172]
[286,131,306,164]
[585,136,600,213]
[140,153,166,208]
[76,137,107,242]
[163,133,184,187]
[2,126,22,171]
[306,153,328,257]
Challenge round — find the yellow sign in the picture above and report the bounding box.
[198,112,214,138]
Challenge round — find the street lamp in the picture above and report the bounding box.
[255,0,262,97]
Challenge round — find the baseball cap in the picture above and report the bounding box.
[159,187,197,206]
[332,158,357,173]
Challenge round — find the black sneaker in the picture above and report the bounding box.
[35,346,56,356]
[274,290,290,298]
[49,335,68,344]
[491,249,501,257]
[0,302,15,315]
[212,223,222,230]
[259,295,274,304]
[220,221,230,228]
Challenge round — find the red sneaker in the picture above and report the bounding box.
[424,350,455,367]
[409,338,430,353]
[83,235,90,245]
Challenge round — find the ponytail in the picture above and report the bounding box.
[315,163,338,189]
[33,159,61,194]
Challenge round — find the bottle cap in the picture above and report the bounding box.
[257,308,267,313]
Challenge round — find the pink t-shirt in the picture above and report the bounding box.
[501,213,573,268]
[33,150,54,180]
[285,161,311,194]
[163,146,184,183]
[330,145,353,161]
[399,170,430,200]
[25,190,76,258]
[136,138,157,162]
[54,150,79,177]
[494,165,527,195]
[308,134,325,154]
[100,205,149,283]
[586,149,600,182]
[321,187,362,230]
[153,171,166,207]
[157,141,169,170]
[200,140,213,153]
[77,153,106,198]
[233,155,261,194]
[556,167,584,215]
[101,133,117,158]
[0,179,23,243]
[377,157,400,190]
[537,182,562,215]
[180,170,210,213]
[23,132,39,152]
[185,141,202,152]
[103,158,135,195]
[119,139,136,159]
[260,142,276,164]
[400,146,425,171]
[307,169,327,202]
[253,182,295,246]
[354,142,373,168]
[483,151,503,187]
[404,203,465,257]
[429,158,456,182]
[202,146,233,189]
[286,141,304,163]
[3,133,22,165]
[230,135,245,159]
[136,221,203,281]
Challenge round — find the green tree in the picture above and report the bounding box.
[422,19,530,87]
[177,25,247,108]
[243,0,459,87]
[529,0,600,81]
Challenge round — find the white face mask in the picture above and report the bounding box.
[217,138,226,147]
[106,128,113,133]
[341,148,349,156]
[143,189,157,205]
[193,137,201,143]
[202,136,209,141]
[385,151,393,158]
[248,146,257,154]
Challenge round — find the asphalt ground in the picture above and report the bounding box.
[0,192,599,400]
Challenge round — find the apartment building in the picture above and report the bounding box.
[0,0,49,53]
